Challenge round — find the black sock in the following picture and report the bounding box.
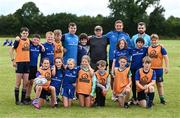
[21,89,26,103]
[148,92,154,102]
[15,88,19,102]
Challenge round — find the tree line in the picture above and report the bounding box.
[0,1,180,37]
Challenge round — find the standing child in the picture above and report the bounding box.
[94,60,110,106]
[32,58,57,109]
[77,33,89,66]
[130,37,147,105]
[111,38,131,101]
[113,56,131,108]
[9,27,30,105]
[50,57,64,105]
[76,55,96,107]
[148,34,169,104]
[41,31,55,66]
[62,58,79,107]
[135,56,156,108]
[54,29,64,58]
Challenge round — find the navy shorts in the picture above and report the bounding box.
[61,86,75,99]
[16,62,30,73]
[137,91,146,101]
[154,69,163,82]
[29,66,37,80]
[40,89,51,99]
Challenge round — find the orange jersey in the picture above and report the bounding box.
[76,69,92,95]
[136,68,153,92]
[38,68,52,91]
[95,71,109,86]
[15,39,30,62]
[54,42,63,58]
[113,67,130,94]
[148,45,163,69]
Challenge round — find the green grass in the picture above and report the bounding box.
[0,38,180,118]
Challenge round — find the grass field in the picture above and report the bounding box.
[0,38,180,118]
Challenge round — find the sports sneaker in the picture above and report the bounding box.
[32,99,40,109]
[160,99,166,105]
[15,101,21,105]
[124,102,129,108]
[111,95,118,101]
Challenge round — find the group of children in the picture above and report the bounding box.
[9,21,169,109]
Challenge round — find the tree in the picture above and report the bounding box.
[108,0,162,36]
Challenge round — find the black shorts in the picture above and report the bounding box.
[29,66,37,80]
[16,62,30,73]
[109,60,113,72]
[137,91,146,101]
[156,76,164,83]
[78,93,90,98]
[40,89,51,99]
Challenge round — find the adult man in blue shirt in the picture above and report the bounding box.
[131,22,151,49]
[62,22,79,64]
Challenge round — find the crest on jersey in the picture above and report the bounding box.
[149,50,158,58]
[22,42,29,51]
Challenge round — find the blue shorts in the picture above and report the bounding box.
[154,69,163,82]
[61,86,75,99]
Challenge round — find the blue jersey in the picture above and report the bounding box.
[40,42,54,66]
[62,67,80,88]
[106,31,132,60]
[62,33,79,64]
[113,48,131,67]
[77,45,89,66]
[50,68,63,95]
[130,47,147,70]
[30,43,41,67]
[131,33,151,49]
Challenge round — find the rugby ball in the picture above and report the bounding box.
[34,77,47,85]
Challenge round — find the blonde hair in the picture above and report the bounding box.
[81,55,91,63]
[143,56,151,64]
[54,29,62,35]
[46,31,54,37]
[67,58,76,65]
[151,34,159,40]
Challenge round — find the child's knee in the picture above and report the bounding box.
[148,86,154,92]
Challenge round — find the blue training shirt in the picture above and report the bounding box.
[130,47,147,70]
[62,67,80,88]
[40,42,54,66]
[113,48,132,67]
[30,43,41,67]
[131,33,151,49]
[62,33,79,64]
[106,31,132,61]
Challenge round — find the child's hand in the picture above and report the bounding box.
[12,60,16,67]
[15,36,20,41]
[164,67,169,74]
[72,83,76,87]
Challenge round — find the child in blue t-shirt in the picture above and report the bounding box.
[51,57,64,105]
[62,58,80,107]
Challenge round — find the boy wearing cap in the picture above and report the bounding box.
[94,60,110,106]
[88,25,109,70]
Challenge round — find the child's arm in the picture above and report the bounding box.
[39,43,45,52]
[105,75,111,90]
[136,81,145,90]
[90,75,96,97]
[9,47,16,67]
[163,55,169,74]
[111,59,116,77]
[51,65,56,76]
[126,70,132,87]
[88,63,94,77]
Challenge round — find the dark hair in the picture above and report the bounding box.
[118,56,128,61]
[136,37,144,44]
[33,34,41,39]
[68,22,76,27]
[20,27,29,33]
[116,39,128,49]
[42,58,50,63]
[79,33,88,40]
[54,57,64,63]
[138,22,146,27]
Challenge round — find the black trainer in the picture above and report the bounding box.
[160,99,166,105]
[124,102,129,108]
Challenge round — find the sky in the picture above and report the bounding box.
[0,0,180,19]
